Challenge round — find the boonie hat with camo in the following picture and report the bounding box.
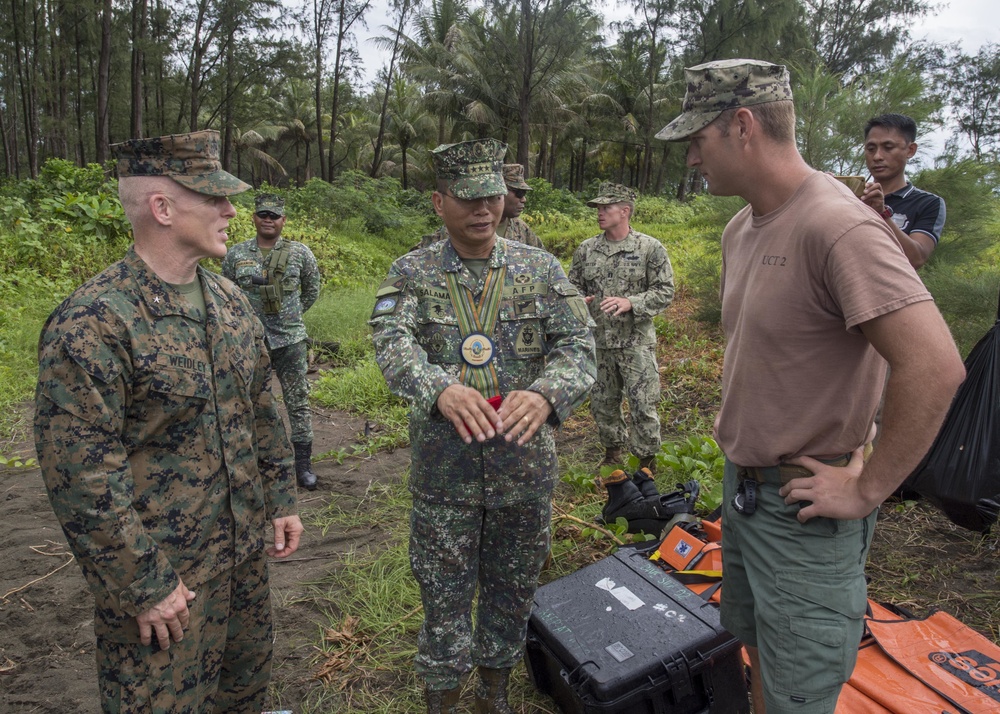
[586,182,637,207]
[502,164,532,191]
[431,139,507,199]
[656,59,792,142]
[112,130,251,196]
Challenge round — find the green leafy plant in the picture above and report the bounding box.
[660,435,725,512]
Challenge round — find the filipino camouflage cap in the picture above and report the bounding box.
[655,59,792,142]
[255,193,285,216]
[431,139,507,199]
[111,130,251,196]
[503,163,532,191]
[586,181,637,207]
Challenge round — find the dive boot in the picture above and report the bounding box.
[293,441,318,491]
[596,469,644,525]
[630,467,659,498]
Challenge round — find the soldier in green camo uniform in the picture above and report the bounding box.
[221,194,322,490]
[33,130,303,713]
[370,139,596,714]
[414,163,545,252]
[496,163,545,249]
[569,182,674,473]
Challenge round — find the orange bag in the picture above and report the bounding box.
[836,601,1000,713]
[648,519,723,603]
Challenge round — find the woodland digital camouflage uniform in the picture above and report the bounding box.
[34,248,297,711]
[569,189,674,460]
[221,232,321,444]
[112,131,250,195]
[370,233,595,689]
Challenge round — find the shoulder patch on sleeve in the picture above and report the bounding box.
[376,275,408,297]
[371,295,401,319]
[551,280,580,297]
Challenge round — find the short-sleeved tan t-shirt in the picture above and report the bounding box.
[717,172,931,466]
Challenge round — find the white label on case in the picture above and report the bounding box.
[595,577,644,610]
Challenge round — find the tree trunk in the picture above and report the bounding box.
[130,0,147,138]
[95,0,112,162]
[313,0,327,181]
[11,0,38,176]
[516,0,534,168]
[371,0,410,179]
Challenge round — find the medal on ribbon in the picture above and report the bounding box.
[445,263,506,399]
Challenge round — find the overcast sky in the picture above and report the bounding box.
[353,0,994,87]
[349,0,991,160]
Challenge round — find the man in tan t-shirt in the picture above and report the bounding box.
[657,60,964,714]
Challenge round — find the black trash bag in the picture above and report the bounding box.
[905,295,1000,533]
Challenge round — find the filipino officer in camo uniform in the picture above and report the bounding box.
[569,182,674,473]
[370,138,595,714]
[34,130,303,713]
[222,193,322,490]
[414,163,546,252]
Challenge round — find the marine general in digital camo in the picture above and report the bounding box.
[34,130,303,713]
[568,181,674,473]
[222,193,322,490]
[369,138,595,714]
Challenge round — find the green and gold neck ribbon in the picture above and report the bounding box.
[445,264,506,398]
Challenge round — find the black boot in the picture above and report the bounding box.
[597,469,643,524]
[292,441,318,491]
[475,668,514,714]
[631,466,659,497]
[424,686,461,714]
[637,455,657,475]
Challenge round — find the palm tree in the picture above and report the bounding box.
[384,77,437,188]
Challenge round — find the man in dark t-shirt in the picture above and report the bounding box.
[860,113,946,270]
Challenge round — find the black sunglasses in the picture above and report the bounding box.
[256,211,282,220]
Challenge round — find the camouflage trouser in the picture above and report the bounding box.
[270,340,312,444]
[94,549,273,713]
[409,496,552,691]
[591,344,662,458]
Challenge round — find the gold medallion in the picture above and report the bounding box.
[460,333,495,366]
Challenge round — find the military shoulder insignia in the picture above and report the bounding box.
[372,295,400,318]
[567,296,591,325]
[514,273,531,285]
[376,275,407,297]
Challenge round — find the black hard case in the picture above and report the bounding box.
[525,547,749,714]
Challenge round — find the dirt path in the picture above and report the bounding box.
[0,398,409,713]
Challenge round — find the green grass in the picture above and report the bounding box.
[311,358,411,452]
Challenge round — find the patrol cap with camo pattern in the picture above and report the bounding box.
[431,139,507,199]
[586,181,637,207]
[503,163,532,191]
[655,59,792,142]
[255,193,286,216]
[112,130,252,196]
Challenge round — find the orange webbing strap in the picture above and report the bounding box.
[862,610,1000,713]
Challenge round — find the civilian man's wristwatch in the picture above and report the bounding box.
[881,206,894,220]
